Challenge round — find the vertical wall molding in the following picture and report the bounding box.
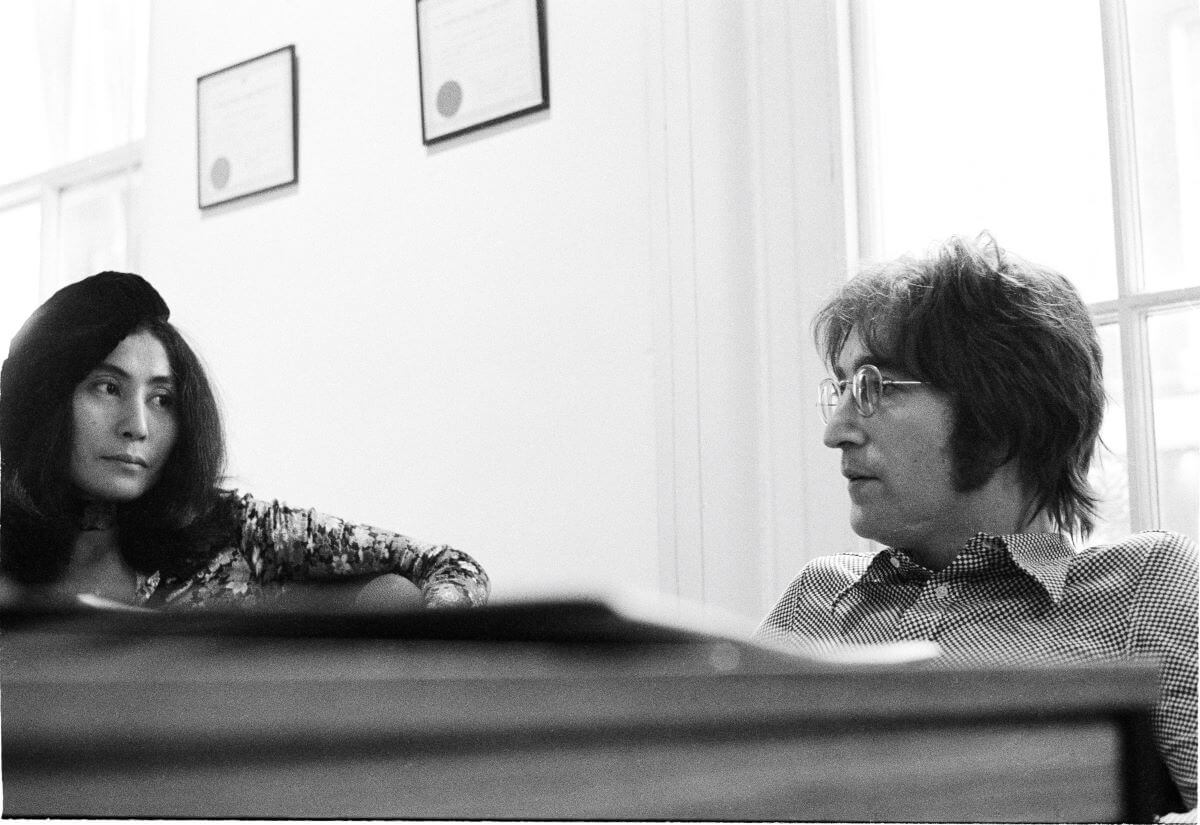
[649,0,706,608]
[750,0,859,611]
[649,1,859,619]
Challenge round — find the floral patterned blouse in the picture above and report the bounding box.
[132,492,489,610]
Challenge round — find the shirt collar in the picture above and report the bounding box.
[833,548,928,610]
[844,532,1075,604]
[989,532,1075,603]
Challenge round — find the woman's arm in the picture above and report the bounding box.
[235,494,490,608]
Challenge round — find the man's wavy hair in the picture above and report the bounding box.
[813,234,1105,538]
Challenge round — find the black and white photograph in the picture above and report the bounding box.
[0,0,1196,822]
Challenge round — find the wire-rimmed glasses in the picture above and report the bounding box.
[818,364,924,424]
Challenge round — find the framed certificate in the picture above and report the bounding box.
[416,0,549,145]
[197,45,298,209]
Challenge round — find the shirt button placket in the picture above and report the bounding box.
[895,581,949,641]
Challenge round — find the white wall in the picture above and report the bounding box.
[140,0,855,620]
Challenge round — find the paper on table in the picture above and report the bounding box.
[75,592,154,612]
[493,584,943,665]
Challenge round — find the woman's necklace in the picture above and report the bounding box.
[79,502,117,531]
[67,514,137,603]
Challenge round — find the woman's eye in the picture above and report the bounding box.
[94,380,120,395]
[151,393,175,409]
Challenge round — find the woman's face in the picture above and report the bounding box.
[68,330,179,503]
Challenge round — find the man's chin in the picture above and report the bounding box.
[849,510,890,547]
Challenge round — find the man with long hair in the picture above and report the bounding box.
[758,235,1197,816]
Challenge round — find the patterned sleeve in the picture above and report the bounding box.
[1130,531,1198,811]
[754,572,805,645]
[234,493,490,608]
[753,553,872,647]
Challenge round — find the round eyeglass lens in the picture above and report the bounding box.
[818,378,839,423]
[853,365,883,417]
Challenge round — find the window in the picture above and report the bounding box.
[853,0,1200,541]
[0,0,150,350]
[0,199,42,345]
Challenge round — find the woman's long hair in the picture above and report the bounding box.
[1,318,231,583]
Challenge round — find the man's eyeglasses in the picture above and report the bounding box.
[818,364,924,424]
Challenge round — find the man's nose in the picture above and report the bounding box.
[822,391,864,449]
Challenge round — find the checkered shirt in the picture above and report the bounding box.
[756,530,1198,809]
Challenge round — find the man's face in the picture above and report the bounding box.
[822,329,970,553]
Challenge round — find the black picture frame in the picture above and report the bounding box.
[197,45,299,209]
[416,0,549,145]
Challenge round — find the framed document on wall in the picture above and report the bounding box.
[197,45,298,209]
[416,0,549,145]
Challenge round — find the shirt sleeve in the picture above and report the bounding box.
[755,572,805,645]
[1130,531,1198,811]
[753,553,872,648]
[235,493,490,608]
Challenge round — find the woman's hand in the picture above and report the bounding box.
[350,573,423,611]
[277,573,424,612]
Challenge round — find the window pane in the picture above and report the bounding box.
[58,169,141,286]
[0,202,43,354]
[0,3,53,181]
[1127,0,1200,292]
[64,0,151,163]
[0,0,149,184]
[863,0,1118,303]
[1090,323,1132,545]
[1148,307,1200,539]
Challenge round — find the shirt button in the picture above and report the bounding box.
[889,556,902,568]
[935,584,949,600]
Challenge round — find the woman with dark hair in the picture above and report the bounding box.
[0,271,489,610]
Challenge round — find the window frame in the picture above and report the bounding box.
[849,0,1200,538]
[0,140,143,301]
[1097,0,1200,531]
